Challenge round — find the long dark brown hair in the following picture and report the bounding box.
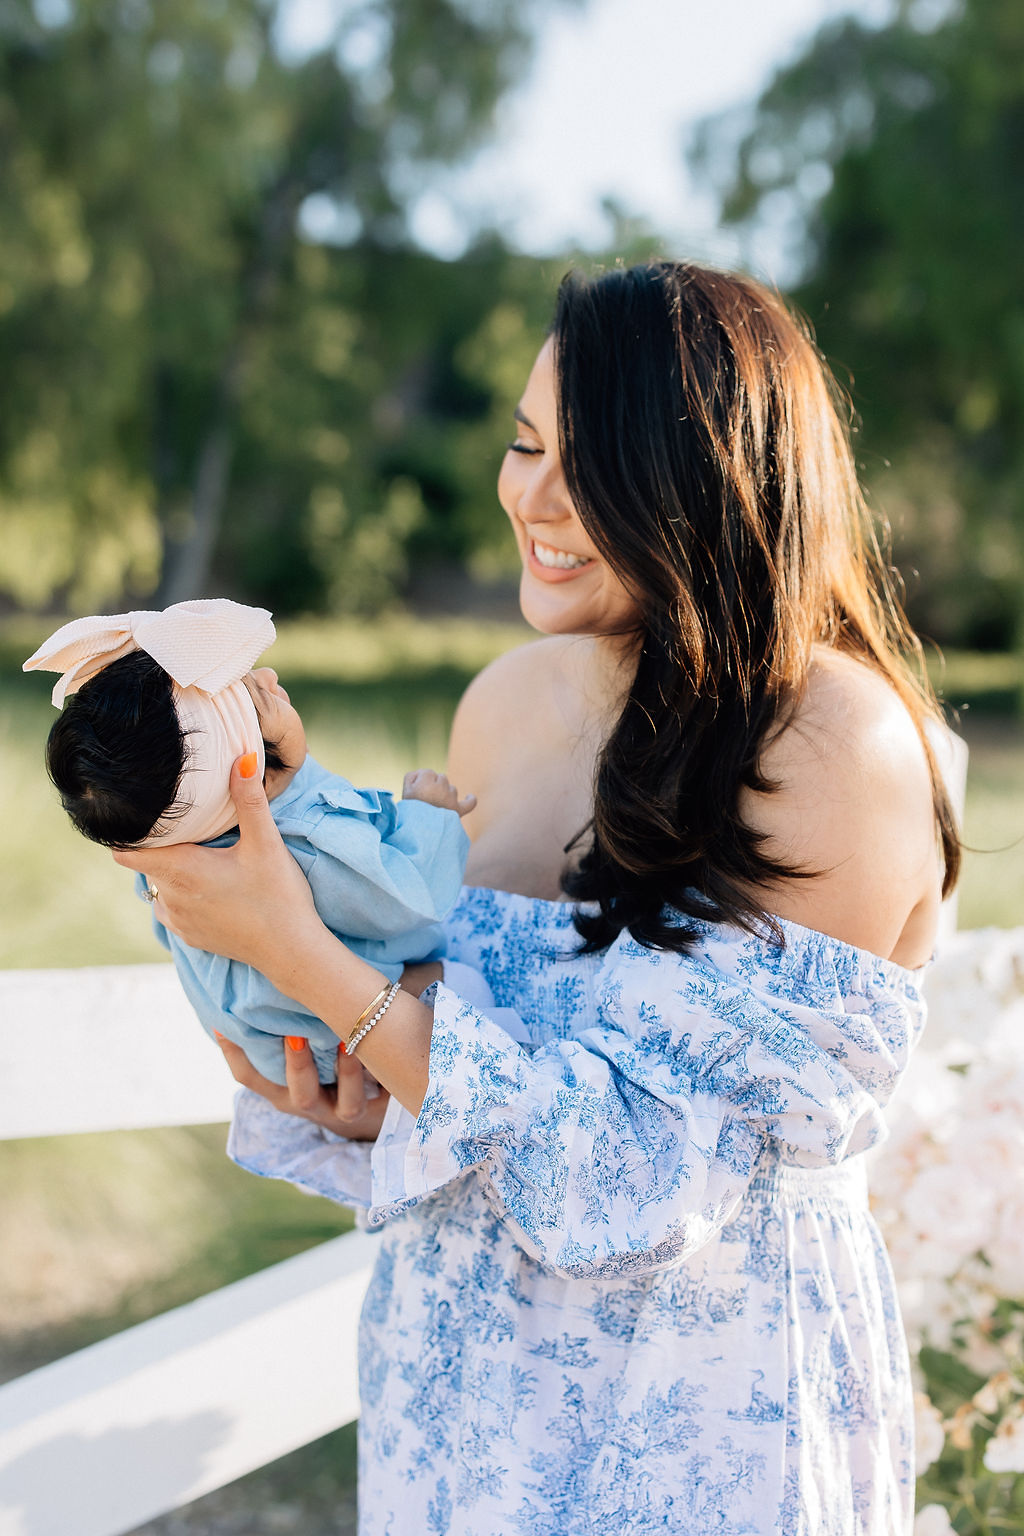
[555,261,960,952]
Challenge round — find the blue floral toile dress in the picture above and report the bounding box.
[228,886,926,1536]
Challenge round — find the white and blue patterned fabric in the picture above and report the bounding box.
[228,885,925,1535]
[138,755,468,1085]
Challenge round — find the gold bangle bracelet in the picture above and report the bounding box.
[345,981,392,1050]
[347,980,402,1056]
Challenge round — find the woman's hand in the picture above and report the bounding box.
[217,1033,392,1141]
[112,755,320,991]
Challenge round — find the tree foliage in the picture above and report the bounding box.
[694,0,1024,648]
[0,0,570,614]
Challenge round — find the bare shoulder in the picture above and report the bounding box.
[453,635,573,720]
[447,635,572,804]
[769,648,931,785]
[744,649,943,965]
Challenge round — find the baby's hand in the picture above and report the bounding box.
[403,768,477,818]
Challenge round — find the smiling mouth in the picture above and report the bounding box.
[531,539,592,571]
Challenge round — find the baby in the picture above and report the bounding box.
[25,599,478,1086]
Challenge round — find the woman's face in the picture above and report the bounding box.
[498,339,641,639]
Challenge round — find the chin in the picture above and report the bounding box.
[518,571,641,643]
[518,572,586,636]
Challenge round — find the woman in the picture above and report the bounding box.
[118,262,959,1535]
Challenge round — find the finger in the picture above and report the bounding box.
[343,1088,392,1142]
[215,1032,291,1108]
[112,843,189,878]
[139,879,183,940]
[229,752,280,848]
[403,768,436,797]
[334,1046,368,1122]
[148,893,174,931]
[112,846,149,873]
[456,792,477,815]
[283,1034,324,1114]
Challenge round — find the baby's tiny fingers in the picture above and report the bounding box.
[456,791,477,816]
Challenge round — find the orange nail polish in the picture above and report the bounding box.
[239,751,259,779]
[338,1041,347,1056]
[286,1035,306,1052]
[213,1030,226,1042]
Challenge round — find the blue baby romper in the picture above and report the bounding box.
[141,755,468,1084]
[228,885,925,1535]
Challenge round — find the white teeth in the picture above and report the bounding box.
[533,540,589,570]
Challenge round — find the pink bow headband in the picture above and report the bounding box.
[24,599,277,846]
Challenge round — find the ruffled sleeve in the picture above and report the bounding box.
[226,1087,379,1217]
[362,924,925,1278]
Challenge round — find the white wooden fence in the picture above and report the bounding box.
[0,965,376,1536]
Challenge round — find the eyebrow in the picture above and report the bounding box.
[243,674,270,712]
[513,405,537,430]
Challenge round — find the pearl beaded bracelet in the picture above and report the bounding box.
[346,979,402,1055]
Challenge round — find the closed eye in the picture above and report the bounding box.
[506,441,543,456]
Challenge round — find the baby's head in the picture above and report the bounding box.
[25,600,305,849]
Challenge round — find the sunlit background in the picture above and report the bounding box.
[1,1,1022,1530]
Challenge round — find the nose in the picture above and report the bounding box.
[516,459,572,526]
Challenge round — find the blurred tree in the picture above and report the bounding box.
[693,0,1024,649]
[218,238,561,613]
[0,0,574,613]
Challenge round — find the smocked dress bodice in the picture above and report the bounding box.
[229,886,926,1535]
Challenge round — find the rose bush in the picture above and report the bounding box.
[869,928,1024,1534]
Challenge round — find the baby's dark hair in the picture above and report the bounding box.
[46,650,286,849]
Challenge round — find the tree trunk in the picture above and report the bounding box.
[153,170,304,604]
[155,416,236,605]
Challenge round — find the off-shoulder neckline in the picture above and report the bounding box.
[456,883,929,989]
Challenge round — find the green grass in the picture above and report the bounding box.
[928,647,1024,717]
[0,1123,353,1378]
[952,717,1024,930]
